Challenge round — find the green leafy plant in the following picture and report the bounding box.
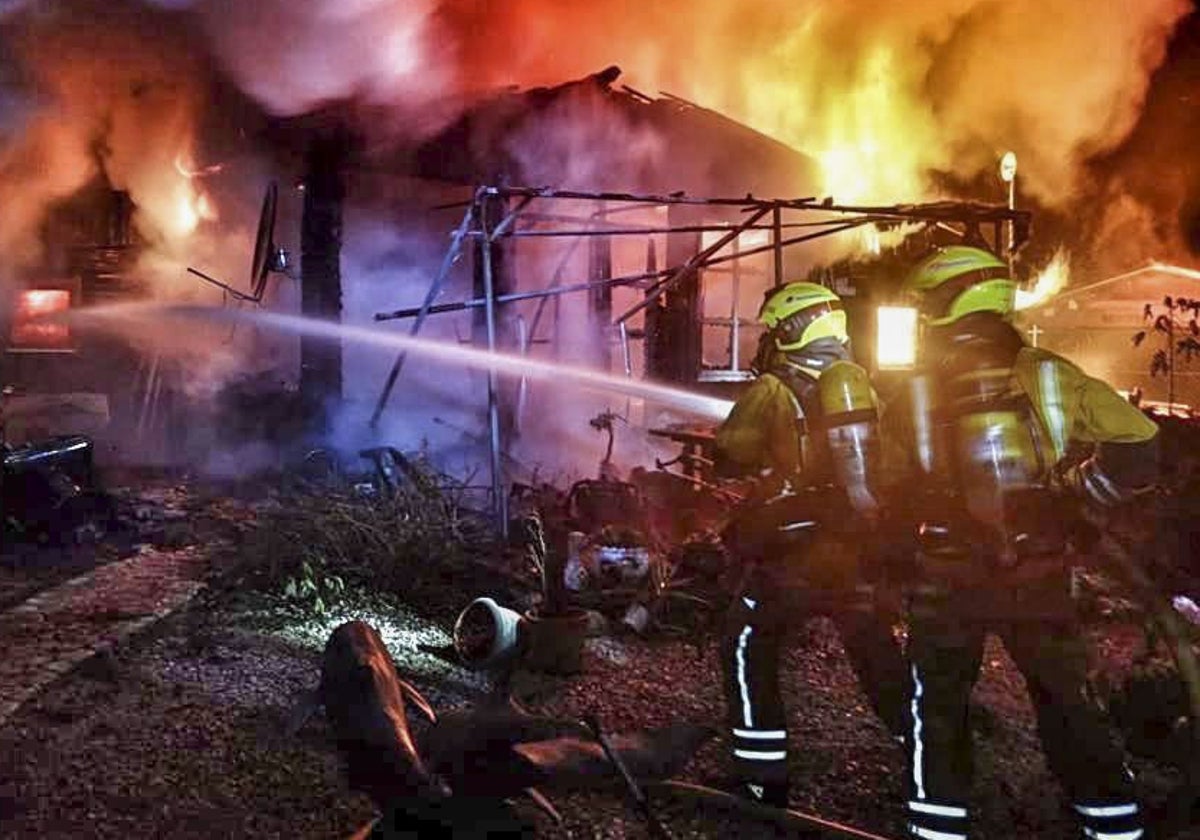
[282,559,346,616]
[1133,296,1200,407]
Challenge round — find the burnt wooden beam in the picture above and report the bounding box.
[300,131,346,428]
[645,204,704,384]
[588,202,614,370]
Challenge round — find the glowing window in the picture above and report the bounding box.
[875,305,918,370]
[11,289,72,349]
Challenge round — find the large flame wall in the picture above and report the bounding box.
[0,0,1197,469]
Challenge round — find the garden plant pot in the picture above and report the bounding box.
[521,606,589,675]
[453,597,527,668]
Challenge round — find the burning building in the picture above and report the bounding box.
[0,0,1195,482]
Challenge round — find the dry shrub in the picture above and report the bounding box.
[242,459,501,618]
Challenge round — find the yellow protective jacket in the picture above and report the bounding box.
[1013,346,1158,462]
[713,372,804,477]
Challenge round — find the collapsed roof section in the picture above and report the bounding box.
[411,66,821,200]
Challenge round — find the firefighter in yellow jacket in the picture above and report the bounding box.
[714,281,906,808]
[892,245,1158,840]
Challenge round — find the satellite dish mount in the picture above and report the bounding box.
[186,181,292,304]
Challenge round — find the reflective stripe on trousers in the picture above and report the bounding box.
[732,725,787,762]
[910,662,926,800]
[724,593,788,781]
[1075,802,1142,840]
[907,799,967,840]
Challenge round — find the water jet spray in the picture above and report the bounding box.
[72,303,736,422]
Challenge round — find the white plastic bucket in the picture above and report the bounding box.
[453,597,524,667]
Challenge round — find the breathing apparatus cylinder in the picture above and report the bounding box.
[905,360,1047,556]
[906,373,952,480]
[817,360,882,518]
[947,366,1046,528]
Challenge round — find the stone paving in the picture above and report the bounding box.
[0,543,213,727]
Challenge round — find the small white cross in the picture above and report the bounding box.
[1026,323,1043,347]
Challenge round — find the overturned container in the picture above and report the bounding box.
[452,596,588,676]
[453,597,527,669]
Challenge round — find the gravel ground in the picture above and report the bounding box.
[0,543,124,613]
[0,475,238,613]
[2,585,1194,840]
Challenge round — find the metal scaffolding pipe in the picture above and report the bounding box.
[372,219,869,325]
[370,196,478,426]
[479,196,508,537]
[466,219,889,239]
[772,205,784,287]
[618,205,772,325]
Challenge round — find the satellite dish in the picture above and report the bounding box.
[186,180,289,304]
[250,181,279,302]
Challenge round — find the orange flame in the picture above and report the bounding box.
[1015,248,1071,311]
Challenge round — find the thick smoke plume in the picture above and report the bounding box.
[0,0,1193,473]
[0,0,1189,280]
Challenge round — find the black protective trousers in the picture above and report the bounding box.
[719,567,907,791]
[904,598,1142,840]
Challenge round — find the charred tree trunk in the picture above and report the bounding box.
[300,132,346,431]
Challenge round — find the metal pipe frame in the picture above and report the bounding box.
[372,219,871,324]
[478,194,509,538]
[615,218,868,325]
[435,185,1031,227]
[370,192,481,426]
[464,218,893,239]
[372,184,1028,530]
[616,205,772,325]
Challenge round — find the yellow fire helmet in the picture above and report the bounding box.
[758,282,848,353]
[903,245,1016,326]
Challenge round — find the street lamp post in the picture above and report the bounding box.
[1000,151,1018,277]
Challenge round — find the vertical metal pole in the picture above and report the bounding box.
[772,205,784,288]
[1007,177,1016,278]
[480,193,508,538]
[619,321,633,378]
[619,321,633,419]
[730,236,741,373]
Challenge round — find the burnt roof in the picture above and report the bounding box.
[411,66,819,199]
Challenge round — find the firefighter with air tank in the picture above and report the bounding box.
[889,245,1159,840]
[712,281,907,808]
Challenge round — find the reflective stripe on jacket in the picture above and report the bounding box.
[1013,347,1158,462]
